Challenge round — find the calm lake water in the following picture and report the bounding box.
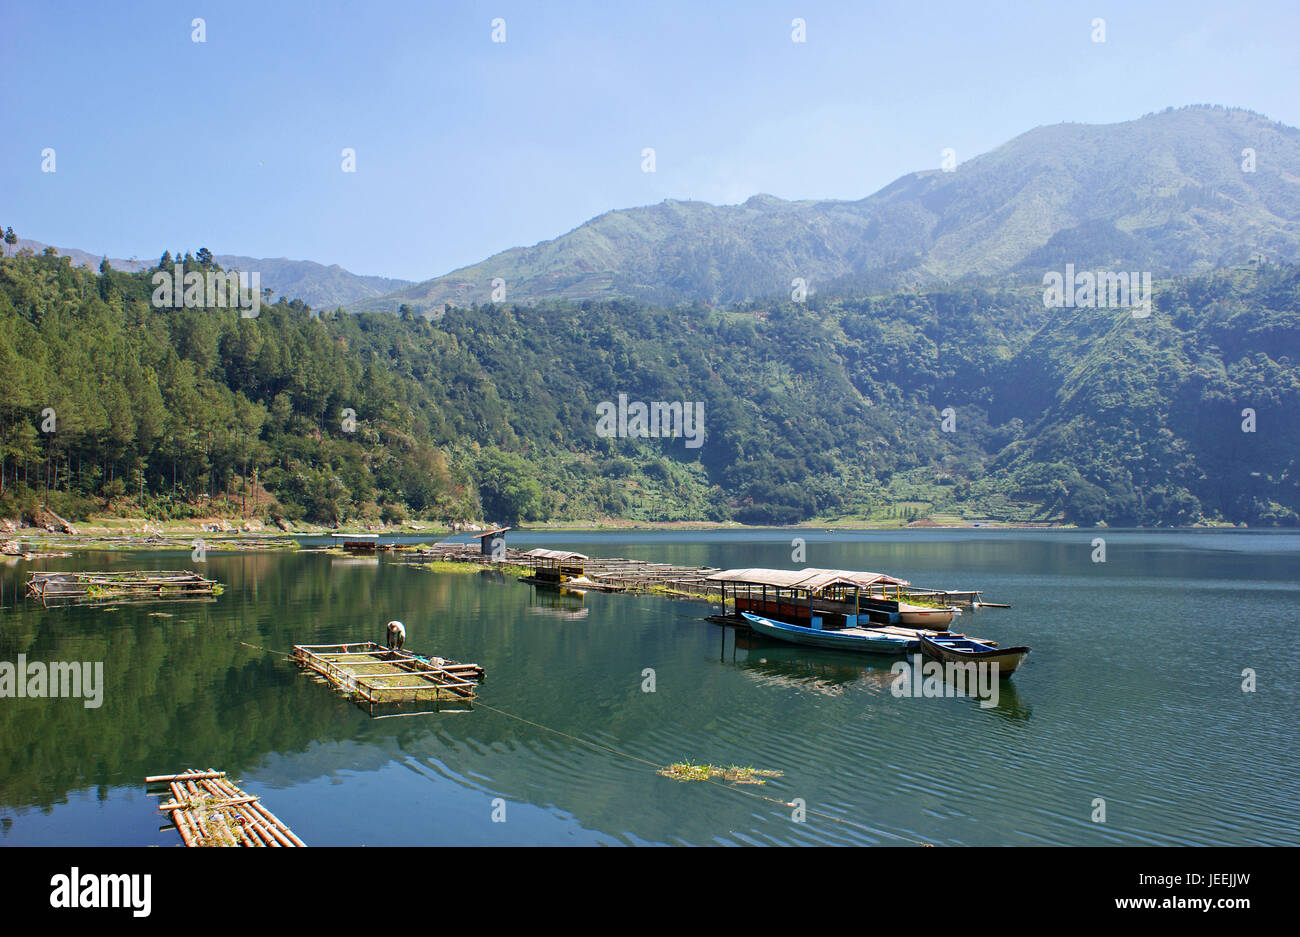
[1,529,1297,847]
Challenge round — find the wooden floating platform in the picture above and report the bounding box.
[25,569,220,604]
[394,543,991,608]
[330,532,399,553]
[293,642,484,707]
[146,769,306,847]
[517,574,625,593]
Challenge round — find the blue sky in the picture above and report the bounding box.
[3,0,1298,281]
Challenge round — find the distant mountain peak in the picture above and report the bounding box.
[347,105,1300,314]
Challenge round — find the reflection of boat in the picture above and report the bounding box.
[984,677,1032,721]
[736,642,901,692]
[727,637,1032,716]
[918,633,1030,677]
[744,650,873,685]
[741,612,918,655]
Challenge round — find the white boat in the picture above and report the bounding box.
[896,602,957,628]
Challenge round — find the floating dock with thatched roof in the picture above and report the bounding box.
[393,542,991,608]
[146,769,305,847]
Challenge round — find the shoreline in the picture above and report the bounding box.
[0,515,1257,557]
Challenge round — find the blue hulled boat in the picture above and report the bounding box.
[741,612,919,655]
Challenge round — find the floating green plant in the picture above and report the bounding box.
[658,760,783,785]
[421,560,530,577]
[903,593,958,608]
[421,560,481,574]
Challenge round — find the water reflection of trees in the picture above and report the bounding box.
[1,550,1030,843]
[0,553,476,809]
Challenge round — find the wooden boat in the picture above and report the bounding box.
[917,633,1030,677]
[855,594,956,628]
[896,602,957,629]
[741,612,919,655]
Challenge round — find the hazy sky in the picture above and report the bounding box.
[3,0,1298,281]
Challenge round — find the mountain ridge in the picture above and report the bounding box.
[5,239,411,310]
[350,105,1300,313]
[10,106,1297,316]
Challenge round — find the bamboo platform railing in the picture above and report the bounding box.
[293,642,484,707]
[146,769,305,847]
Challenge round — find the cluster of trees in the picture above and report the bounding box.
[1,248,1296,527]
[0,250,477,524]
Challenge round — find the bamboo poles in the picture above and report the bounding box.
[293,643,484,705]
[26,570,220,604]
[147,768,305,847]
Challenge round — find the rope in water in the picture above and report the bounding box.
[238,639,933,846]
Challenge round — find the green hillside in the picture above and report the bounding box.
[1,249,1295,528]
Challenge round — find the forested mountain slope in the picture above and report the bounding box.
[1,251,1295,526]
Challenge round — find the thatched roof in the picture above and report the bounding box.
[522,548,588,561]
[705,567,910,589]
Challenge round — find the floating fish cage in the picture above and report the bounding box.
[146,769,305,847]
[25,570,221,604]
[330,533,396,553]
[293,642,485,710]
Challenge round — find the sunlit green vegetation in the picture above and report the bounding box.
[1,249,1296,527]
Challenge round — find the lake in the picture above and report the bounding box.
[1,528,1296,846]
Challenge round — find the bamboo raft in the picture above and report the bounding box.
[293,642,485,708]
[394,543,988,606]
[25,569,220,604]
[146,769,306,847]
